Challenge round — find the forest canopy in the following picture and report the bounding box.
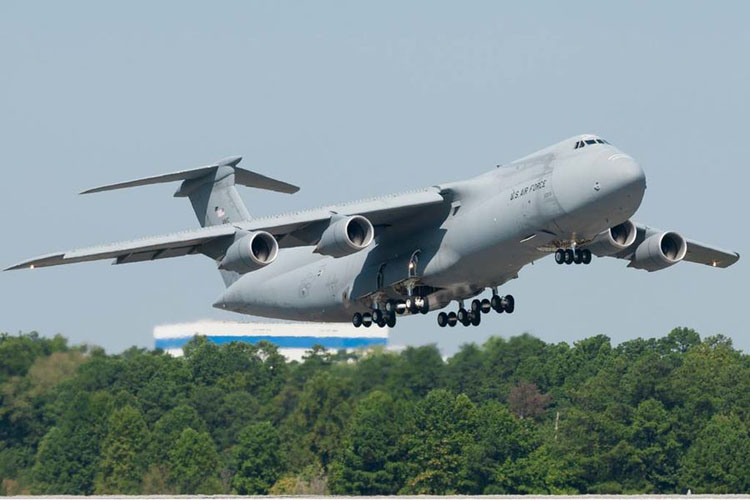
[2,327,750,495]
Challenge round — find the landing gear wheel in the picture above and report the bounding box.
[419,298,430,315]
[581,249,592,265]
[372,309,384,323]
[555,248,566,264]
[362,313,372,327]
[437,312,448,327]
[385,300,397,314]
[564,249,575,265]
[386,314,396,328]
[574,249,583,264]
[491,294,503,313]
[447,312,457,327]
[457,308,469,324]
[502,295,515,314]
[352,312,362,328]
[376,319,386,328]
[406,297,419,314]
[470,312,481,326]
[481,298,492,314]
[471,299,482,315]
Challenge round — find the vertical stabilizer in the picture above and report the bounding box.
[174,157,251,227]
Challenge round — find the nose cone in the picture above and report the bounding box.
[550,150,647,229]
[610,153,646,195]
[607,153,646,215]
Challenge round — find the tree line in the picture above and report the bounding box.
[2,327,750,495]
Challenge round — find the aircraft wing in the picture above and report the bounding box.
[681,238,740,268]
[614,223,740,269]
[239,187,448,247]
[5,225,237,270]
[6,188,447,270]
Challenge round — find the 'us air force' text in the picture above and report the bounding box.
[510,178,547,201]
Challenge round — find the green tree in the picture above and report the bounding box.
[679,414,750,493]
[94,405,149,493]
[167,428,222,494]
[329,391,405,494]
[231,421,283,494]
[31,391,112,494]
[149,404,206,464]
[402,390,477,494]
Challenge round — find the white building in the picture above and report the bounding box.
[153,320,389,361]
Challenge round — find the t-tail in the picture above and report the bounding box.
[81,155,299,227]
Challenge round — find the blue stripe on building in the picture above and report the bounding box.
[155,335,388,350]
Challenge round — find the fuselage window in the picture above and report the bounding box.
[585,139,596,145]
[596,139,604,144]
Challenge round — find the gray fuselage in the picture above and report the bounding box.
[214,135,646,321]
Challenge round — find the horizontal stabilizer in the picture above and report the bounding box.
[80,156,299,195]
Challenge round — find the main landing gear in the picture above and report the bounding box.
[437,292,514,328]
[352,297,428,328]
[554,248,591,265]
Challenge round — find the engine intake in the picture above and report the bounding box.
[585,220,637,256]
[630,231,687,272]
[219,231,278,273]
[315,215,374,257]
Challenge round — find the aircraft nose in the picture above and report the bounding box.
[609,153,646,195]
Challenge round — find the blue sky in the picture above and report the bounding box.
[1,1,747,353]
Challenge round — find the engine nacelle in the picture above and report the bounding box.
[218,231,278,273]
[586,220,637,256]
[630,231,687,272]
[315,215,374,258]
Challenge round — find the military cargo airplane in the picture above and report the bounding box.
[6,134,740,328]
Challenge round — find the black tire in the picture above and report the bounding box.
[407,298,419,314]
[386,314,396,328]
[491,294,503,313]
[396,300,406,315]
[437,312,448,327]
[352,313,362,328]
[377,319,386,328]
[419,298,430,315]
[555,248,565,264]
[457,308,469,323]
[564,249,574,265]
[372,309,383,323]
[385,300,396,314]
[481,298,492,314]
[362,313,372,327]
[582,249,592,264]
[471,299,482,314]
[574,249,583,264]
[502,295,515,314]
[470,312,481,326]
[447,312,457,327]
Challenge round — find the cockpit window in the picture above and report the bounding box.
[574,137,611,150]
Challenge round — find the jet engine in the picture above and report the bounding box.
[218,231,278,273]
[585,220,637,256]
[315,215,374,257]
[630,231,687,272]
